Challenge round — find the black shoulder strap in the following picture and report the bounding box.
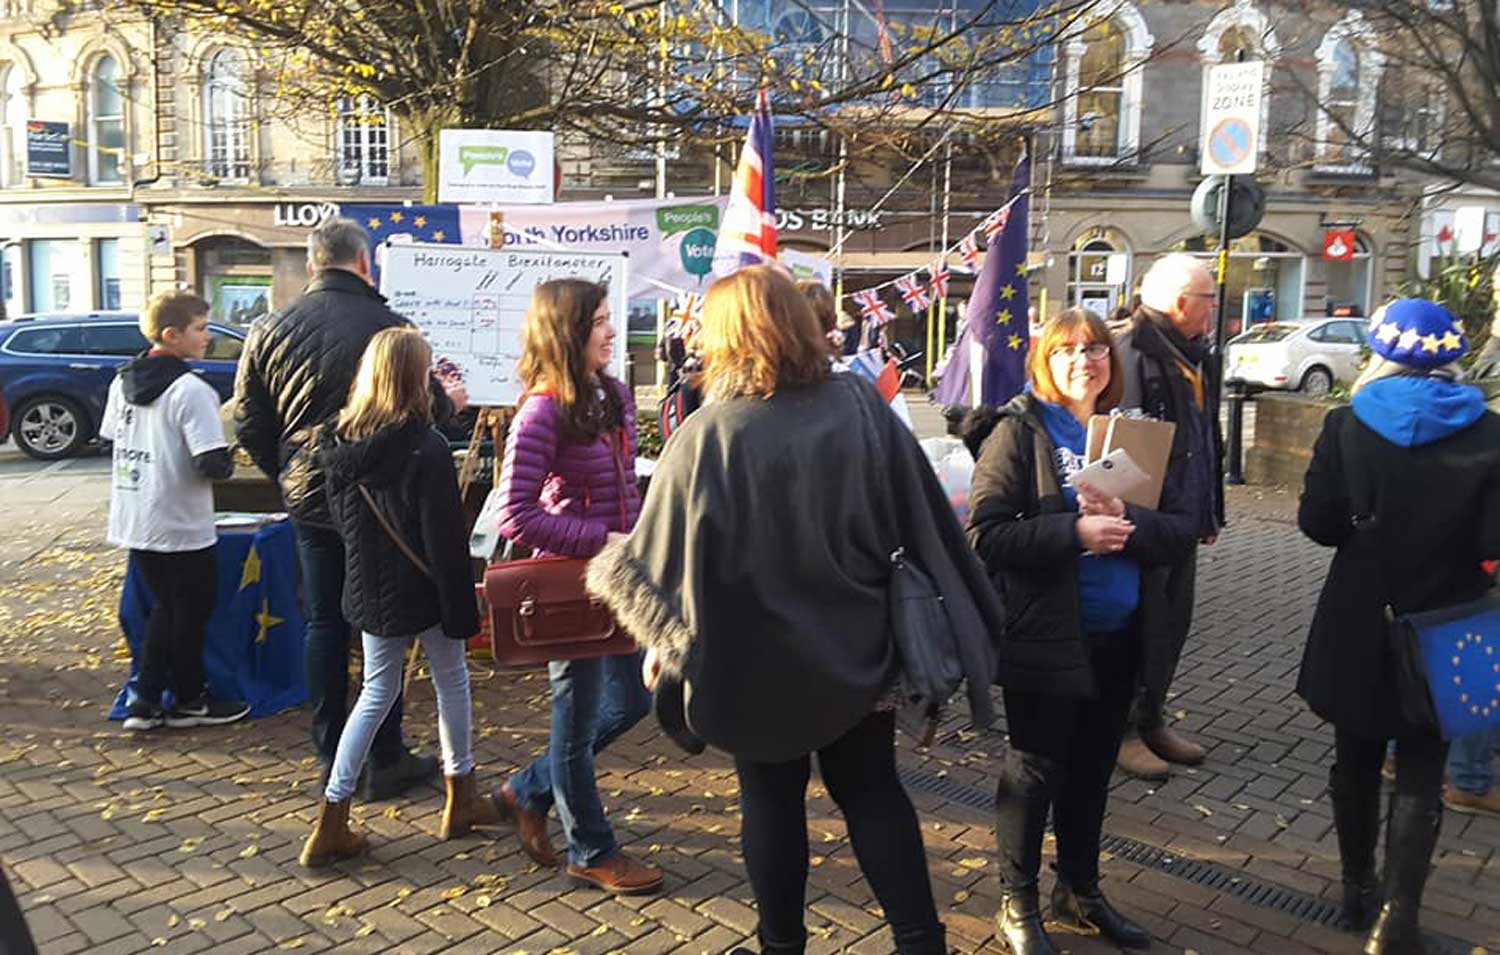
[1337,411,1375,520]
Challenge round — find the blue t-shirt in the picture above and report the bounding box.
[1032,396,1141,634]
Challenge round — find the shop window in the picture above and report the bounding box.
[1062,4,1152,164]
[336,94,390,185]
[204,49,251,181]
[1,244,17,317]
[88,55,125,185]
[1068,229,1132,319]
[1172,233,1304,333]
[95,237,120,310]
[27,239,81,312]
[2,65,24,187]
[1324,235,1373,317]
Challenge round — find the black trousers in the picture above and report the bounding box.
[1333,728,1448,803]
[1130,547,1197,733]
[997,629,1137,892]
[132,546,218,705]
[735,711,945,955]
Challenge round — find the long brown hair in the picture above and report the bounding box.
[698,266,830,400]
[516,278,623,438]
[337,327,434,440]
[1027,307,1125,411]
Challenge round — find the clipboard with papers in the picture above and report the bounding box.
[1085,414,1176,509]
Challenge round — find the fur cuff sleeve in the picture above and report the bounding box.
[585,538,696,676]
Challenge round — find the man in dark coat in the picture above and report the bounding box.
[1112,253,1224,780]
[234,217,465,798]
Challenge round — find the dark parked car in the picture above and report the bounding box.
[0,311,245,460]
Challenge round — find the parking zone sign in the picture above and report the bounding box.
[1201,62,1264,176]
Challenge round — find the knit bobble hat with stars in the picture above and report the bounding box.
[1367,298,1468,370]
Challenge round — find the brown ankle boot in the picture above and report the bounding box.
[440,771,504,840]
[300,798,369,868]
[1117,738,1170,781]
[1141,725,1206,766]
[498,781,559,867]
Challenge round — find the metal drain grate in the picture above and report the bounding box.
[898,766,1475,955]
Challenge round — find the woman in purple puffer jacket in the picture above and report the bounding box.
[493,278,660,896]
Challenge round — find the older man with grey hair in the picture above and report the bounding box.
[1112,252,1224,781]
[234,217,467,799]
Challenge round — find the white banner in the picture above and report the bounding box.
[438,129,556,205]
[459,196,730,301]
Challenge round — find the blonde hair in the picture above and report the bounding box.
[140,291,209,343]
[1028,307,1125,410]
[698,266,831,400]
[516,279,621,438]
[337,327,434,440]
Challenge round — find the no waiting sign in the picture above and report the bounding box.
[1201,61,1265,176]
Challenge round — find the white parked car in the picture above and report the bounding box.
[1225,318,1369,396]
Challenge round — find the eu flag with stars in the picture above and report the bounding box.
[338,203,463,286]
[1412,597,1500,740]
[967,156,1030,408]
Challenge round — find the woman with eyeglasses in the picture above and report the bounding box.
[963,308,1196,955]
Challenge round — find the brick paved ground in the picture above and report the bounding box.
[2,453,1498,955]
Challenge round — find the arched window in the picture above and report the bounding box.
[1068,228,1133,318]
[203,49,250,181]
[1,65,24,187]
[88,55,124,185]
[335,94,390,185]
[1316,12,1384,171]
[1198,5,1279,157]
[1062,3,1153,164]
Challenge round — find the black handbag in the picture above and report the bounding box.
[888,545,965,745]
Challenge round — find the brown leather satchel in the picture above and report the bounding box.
[481,426,637,666]
[482,555,634,666]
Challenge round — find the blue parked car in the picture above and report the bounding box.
[0,311,246,460]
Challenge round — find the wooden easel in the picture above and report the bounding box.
[404,210,510,693]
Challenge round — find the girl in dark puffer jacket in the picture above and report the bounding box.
[299,327,499,868]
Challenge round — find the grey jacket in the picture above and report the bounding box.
[586,374,1005,762]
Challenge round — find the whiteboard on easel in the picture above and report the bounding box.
[379,242,629,406]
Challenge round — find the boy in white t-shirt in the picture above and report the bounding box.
[101,291,249,731]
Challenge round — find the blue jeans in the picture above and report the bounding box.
[1447,726,1500,795]
[508,651,652,867]
[326,626,473,802]
[295,521,405,767]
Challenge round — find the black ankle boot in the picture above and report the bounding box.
[1330,761,1381,932]
[995,889,1059,955]
[1050,880,1151,949]
[1363,793,1442,955]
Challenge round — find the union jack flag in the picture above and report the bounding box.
[958,233,982,271]
[982,207,1011,243]
[711,88,778,274]
[670,291,703,343]
[852,288,895,324]
[895,274,930,312]
[926,261,951,300]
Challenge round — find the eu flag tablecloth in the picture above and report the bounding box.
[110,519,307,719]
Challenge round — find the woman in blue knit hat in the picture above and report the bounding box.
[1298,298,1500,955]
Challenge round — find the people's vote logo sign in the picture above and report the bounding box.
[438,129,555,205]
[1323,230,1356,261]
